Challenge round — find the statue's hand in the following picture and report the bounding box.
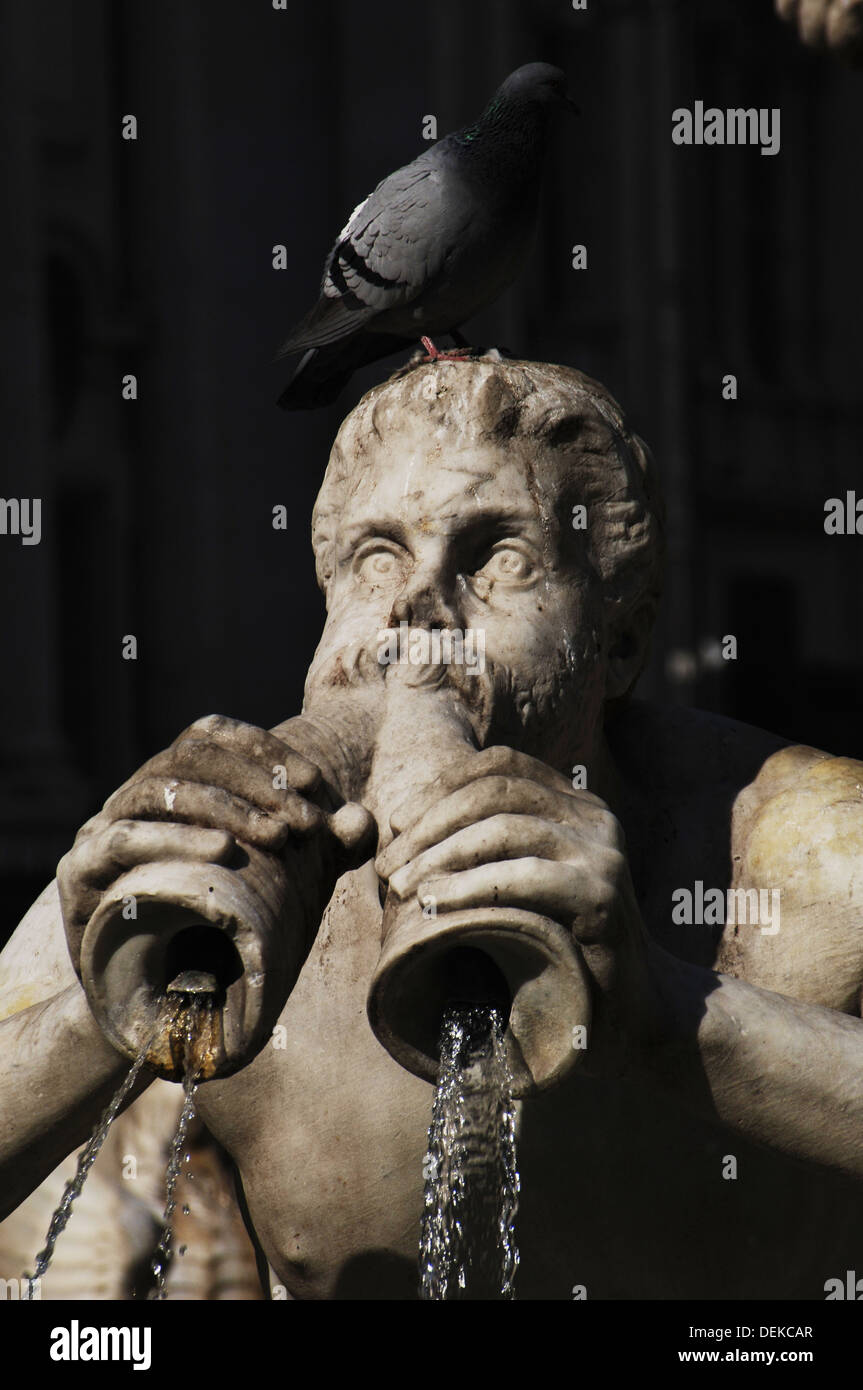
[776,0,863,62]
[375,745,662,1076]
[58,713,374,955]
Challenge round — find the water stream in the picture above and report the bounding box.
[147,1075,198,1298]
[22,1038,152,1299]
[147,992,212,1299]
[419,1003,520,1300]
[24,987,519,1301]
[22,988,214,1300]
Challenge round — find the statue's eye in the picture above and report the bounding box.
[475,544,535,584]
[353,544,406,585]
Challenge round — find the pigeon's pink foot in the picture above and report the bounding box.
[420,336,473,361]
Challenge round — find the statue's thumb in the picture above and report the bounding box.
[326,802,377,860]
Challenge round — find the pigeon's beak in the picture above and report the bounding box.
[564,96,580,116]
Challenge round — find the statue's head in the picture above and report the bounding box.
[308,357,664,768]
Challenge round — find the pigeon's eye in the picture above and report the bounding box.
[474,543,536,586]
[353,543,407,586]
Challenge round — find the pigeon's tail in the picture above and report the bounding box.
[277,332,415,411]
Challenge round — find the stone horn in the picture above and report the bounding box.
[362,661,591,1099]
[73,696,376,1083]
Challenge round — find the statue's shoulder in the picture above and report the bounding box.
[730,739,863,910]
[719,741,863,1012]
[733,741,863,841]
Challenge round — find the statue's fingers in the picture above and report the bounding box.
[386,778,558,869]
[176,714,322,795]
[56,860,103,942]
[414,860,597,925]
[102,778,311,851]
[70,810,113,844]
[827,0,863,53]
[379,777,607,879]
[418,861,622,952]
[387,815,593,900]
[138,740,320,817]
[798,0,829,43]
[388,746,579,836]
[168,739,324,826]
[64,821,236,891]
[56,821,236,942]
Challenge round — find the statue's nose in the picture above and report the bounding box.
[388,572,460,630]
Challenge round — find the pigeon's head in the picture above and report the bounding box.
[495,63,579,115]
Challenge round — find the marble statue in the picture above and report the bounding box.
[2,356,862,1300]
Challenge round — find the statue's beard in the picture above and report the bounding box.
[304,621,605,775]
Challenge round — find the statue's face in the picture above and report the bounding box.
[314,412,610,766]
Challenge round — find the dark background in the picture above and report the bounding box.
[1,0,861,940]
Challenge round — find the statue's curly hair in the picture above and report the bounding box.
[312,356,665,702]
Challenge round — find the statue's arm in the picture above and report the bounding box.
[643,748,863,1180]
[0,881,147,1221]
[643,948,863,1180]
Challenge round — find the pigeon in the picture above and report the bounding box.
[276,62,577,410]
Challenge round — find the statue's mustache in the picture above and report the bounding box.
[376,621,486,678]
[306,626,502,728]
[304,622,581,754]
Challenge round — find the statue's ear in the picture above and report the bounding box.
[604,601,656,701]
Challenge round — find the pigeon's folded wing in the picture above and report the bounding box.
[276,154,467,358]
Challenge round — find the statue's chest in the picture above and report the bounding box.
[198,866,853,1300]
